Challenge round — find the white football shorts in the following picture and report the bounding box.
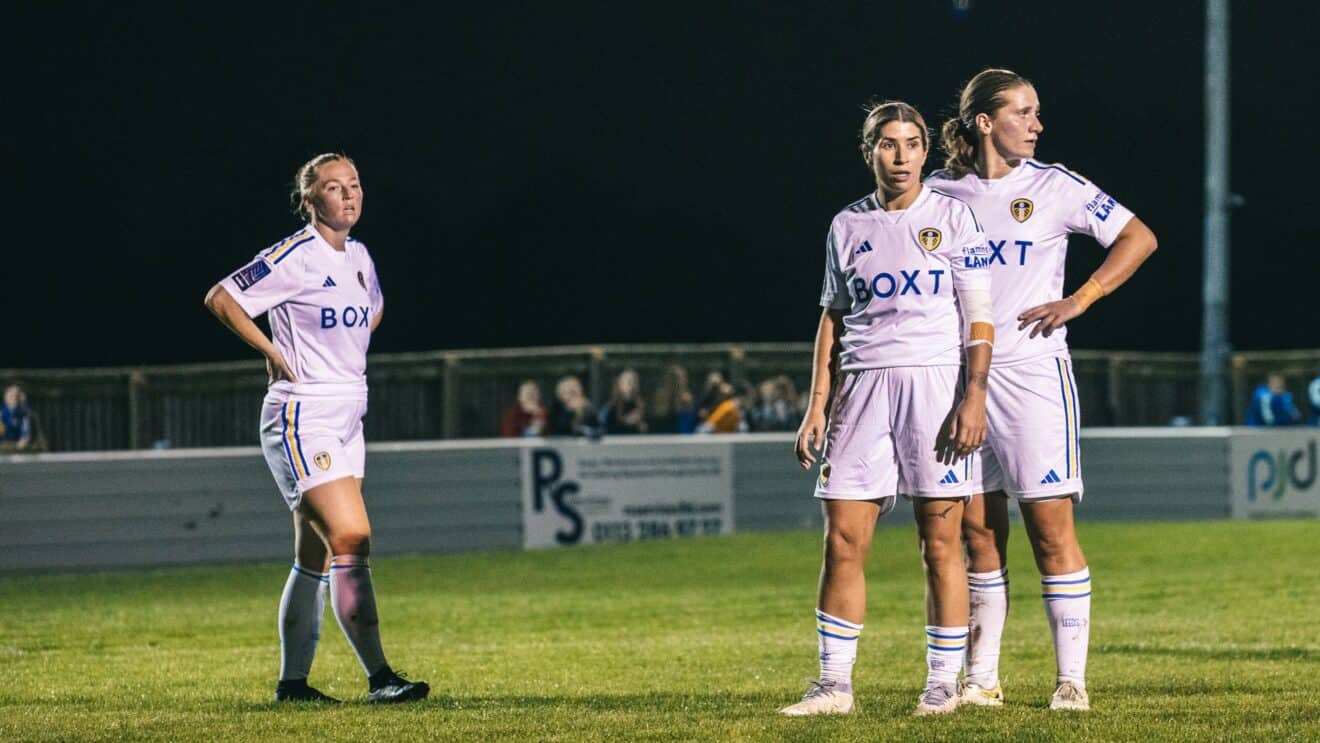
[976,355,1084,501]
[260,397,367,511]
[814,366,976,509]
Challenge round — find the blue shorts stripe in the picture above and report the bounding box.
[293,402,311,477]
[1056,358,1072,478]
[1066,360,1082,476]
[280,403,298,479]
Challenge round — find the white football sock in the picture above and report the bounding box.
[815,609,861,687]
[329,554,389,676]
[1041,567,1091,686]
[925,626,968,687]
[278,563,328,682]
[966,568,1009,687]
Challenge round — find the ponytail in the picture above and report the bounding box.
[941,117,978,179]
[939,68,1033,179]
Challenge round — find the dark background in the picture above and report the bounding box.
[7,1,1317,368]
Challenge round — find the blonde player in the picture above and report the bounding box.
[929,69,1158,711]
[204,154,429,704]
[779,101,995,718]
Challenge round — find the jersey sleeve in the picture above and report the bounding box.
[945,205,991,296]
[1061,174,1135,248]
[217,251,303,318]
[819,222,851,310]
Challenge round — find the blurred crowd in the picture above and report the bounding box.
[1245,372,1320,427]
[499,366,807,438]
[0,383,43,452]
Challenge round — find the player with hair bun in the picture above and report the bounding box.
[779,101,995,717]
[204,153,429,704]
[929,69,1158,712]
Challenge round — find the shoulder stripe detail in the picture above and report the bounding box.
[1025,160,1086,185]
[845,194,879,213]
[928,188,983,232]
[263,228,311,259]
[926,168,950,181]
[270,235,314,265]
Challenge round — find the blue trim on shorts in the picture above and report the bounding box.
[293,402,310,477]
[281,403,298,480]
[1056,359,1071,478]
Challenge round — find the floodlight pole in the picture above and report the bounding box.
[1200,0,1231,425]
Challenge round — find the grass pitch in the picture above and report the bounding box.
[1,520,1317,742]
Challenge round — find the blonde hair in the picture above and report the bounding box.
[940,69,1033,178]
[290,153,356,220]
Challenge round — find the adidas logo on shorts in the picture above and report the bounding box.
[938,470,960,485]
[323,276,337,287]
[1040,469,1062,484]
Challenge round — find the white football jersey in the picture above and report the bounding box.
[927,159,1134,366]
[218,225,384,400]
[820,186,990,370]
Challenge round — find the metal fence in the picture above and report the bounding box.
[3,345,1318,452]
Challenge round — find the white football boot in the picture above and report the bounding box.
[778,679,855,716]
[1050,680,1090,711]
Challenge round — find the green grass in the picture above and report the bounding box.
[1,521,1317,742]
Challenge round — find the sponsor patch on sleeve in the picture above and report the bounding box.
[231,260,272,291]
[1084,190,1118,221]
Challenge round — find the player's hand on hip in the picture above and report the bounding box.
[266,352,298,384]
[1018,297,1084,339]
[795,410,827,468]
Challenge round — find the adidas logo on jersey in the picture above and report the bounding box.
[323,276,337,288]
[855,240,873,255]
[938,470,960,485]
[1040,469,1062,484]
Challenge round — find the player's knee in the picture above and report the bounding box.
[330,529,372,556]
[920,530,961,568]
[1030,525,1074,562]
[825,525,871,566]
[962,521,999,561]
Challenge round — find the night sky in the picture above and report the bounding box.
[8,1,1318,368]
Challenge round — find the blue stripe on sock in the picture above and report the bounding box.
[817,629,860,641]
[927,644,966,651]
[1042,591,1092,600]
[926,631,969,640]
[1041,576,1091,585]
[816,612,862,630]
[969,580,1008,589]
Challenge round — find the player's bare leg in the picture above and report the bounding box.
[1021,496,1091,711]
[960,491,1010,706]
[913,497,968,715]
[274,512,337,703]
[780,499,884,716]
[301,477,429,703]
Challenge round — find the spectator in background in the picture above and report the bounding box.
[500,380,547,437]
[697,370,727,421]
[650,364,697,434]
[1309,369,1320,426]
[599,368,647,435]
[697,380,741,433]
[1,384,35,451]
[1245,373,1302,427]
[547,375,596,436]
[749,375,799,432]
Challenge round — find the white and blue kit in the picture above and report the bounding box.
[815,186,991,507]
[928,159,1134,500]
[218,224,384,509]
